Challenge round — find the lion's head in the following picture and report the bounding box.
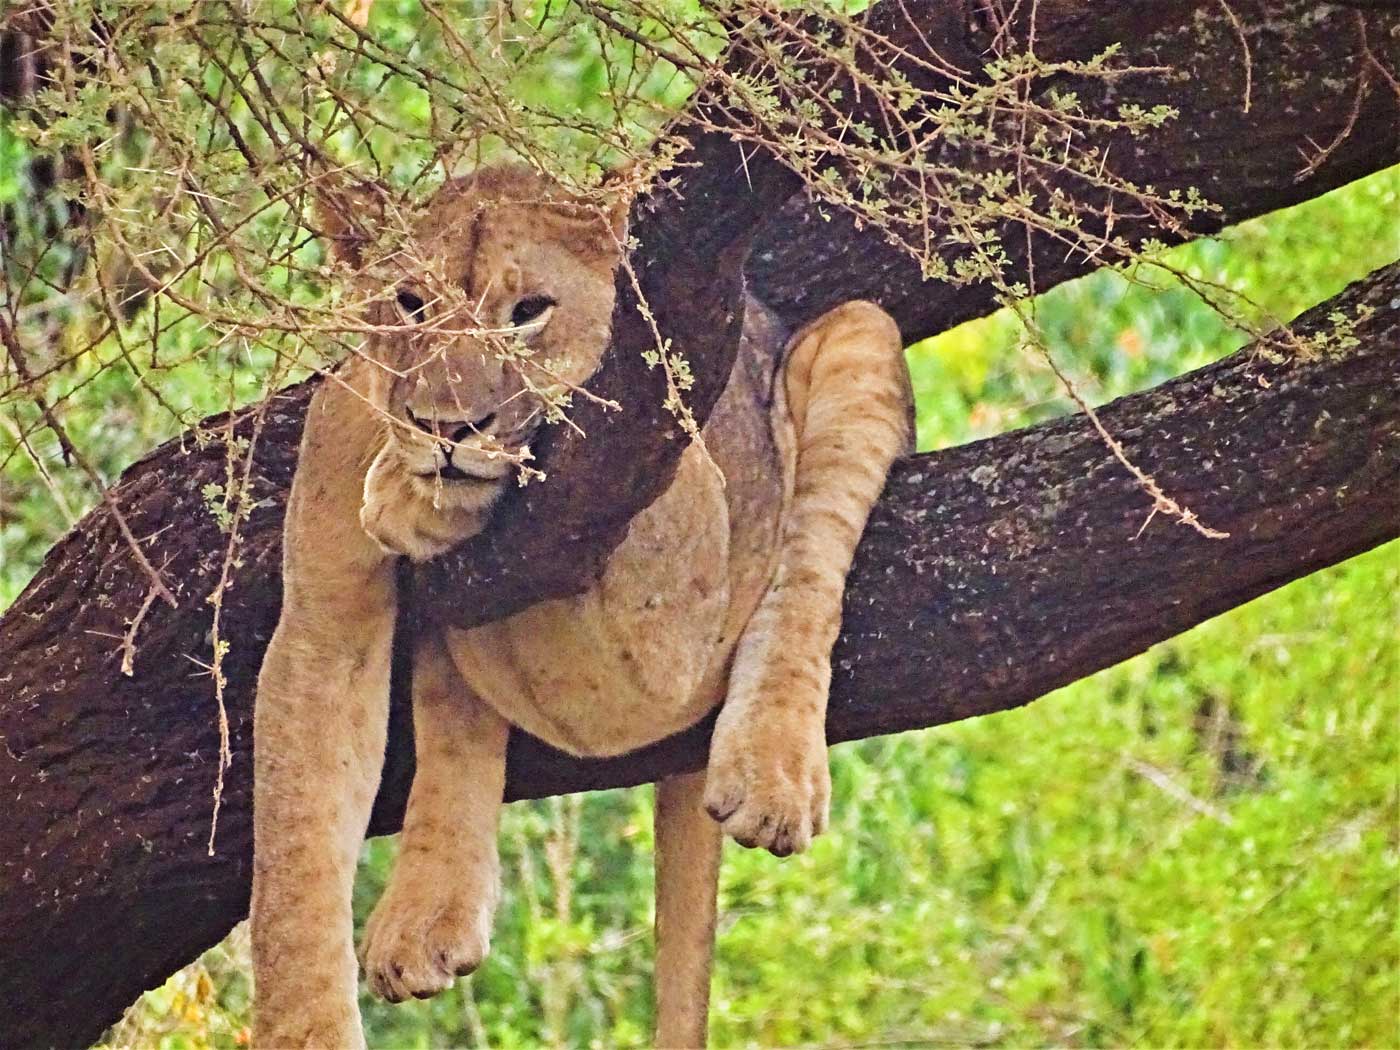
[320,164,628,554]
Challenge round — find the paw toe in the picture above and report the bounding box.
[704,740,830,858]
[720,794,814,857]
[362,902,490,1003]
[702,780,744,823]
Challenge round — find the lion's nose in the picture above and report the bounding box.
[407,408,498,441]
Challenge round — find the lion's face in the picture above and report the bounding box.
[350,165,626,524]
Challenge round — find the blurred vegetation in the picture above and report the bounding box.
[0,3,1394,1048]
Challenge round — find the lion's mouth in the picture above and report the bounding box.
[411,465,501,483]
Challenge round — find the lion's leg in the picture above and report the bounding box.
[252,380,400,1050]
[705,300,911,855]
[654,769,724,1049]
[361,630,509,1003]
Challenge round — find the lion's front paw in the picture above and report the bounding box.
[359,494,458,562]
[703,717,831,857]
[360,869,495,1003]
[359,448,486,562]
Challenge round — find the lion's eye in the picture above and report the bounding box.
[396,289,426,322]
[510,295,556,329]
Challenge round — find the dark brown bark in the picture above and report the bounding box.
[0,2,1397,1047]
[748,0,1400,340]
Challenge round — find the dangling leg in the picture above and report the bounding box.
[654,769,725,1049]
[252,382,400,1050]
[252,583,395,1049]
[705,300,911,855]
[360,630,510,1002]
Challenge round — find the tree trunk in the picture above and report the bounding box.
[0,1,1396,1047]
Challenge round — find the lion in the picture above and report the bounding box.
[250,163,912,1049]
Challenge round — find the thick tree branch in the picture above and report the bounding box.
[750,0,1400,339]
[0,2,1397,1046]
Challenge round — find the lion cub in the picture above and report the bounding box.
[250,165,911,1049]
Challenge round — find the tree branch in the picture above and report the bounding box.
[750,0,1400,340]
[0,2,1397,1046]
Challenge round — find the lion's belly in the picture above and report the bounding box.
[445,445,738,756]
[444,312,792,758]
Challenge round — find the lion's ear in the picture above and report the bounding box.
[544,168,635,259]
[310,181,390,269]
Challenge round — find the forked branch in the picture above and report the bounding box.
[0,1,1396,1046]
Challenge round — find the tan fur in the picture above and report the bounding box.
[654,771,723,1048]
[251,165,911,1049]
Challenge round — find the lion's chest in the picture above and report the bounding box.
[444,335,791,758]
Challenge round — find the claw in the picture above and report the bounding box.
[704,726,829,858]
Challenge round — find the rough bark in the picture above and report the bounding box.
[749,0,1400,339]
[0,1,1397,1047]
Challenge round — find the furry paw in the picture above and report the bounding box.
[703,718,831,857]
[360,871,495,1003]
[359,447,490,562]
